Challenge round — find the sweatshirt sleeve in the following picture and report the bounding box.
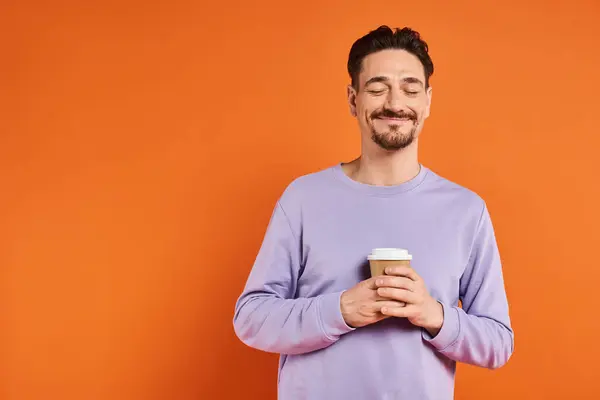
[233,200,355,355]
[423,203,515,369]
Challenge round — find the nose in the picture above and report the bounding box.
[386,88,405,112]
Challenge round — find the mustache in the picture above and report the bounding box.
[372,109,417,120]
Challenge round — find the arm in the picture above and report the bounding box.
[233,201,354,355]
[423,203,515,369]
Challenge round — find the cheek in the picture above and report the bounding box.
[410,98,429,116]
[355,102,371,124]
[358,110,371,127]
[359,108,377,125]
[358,97,383,113]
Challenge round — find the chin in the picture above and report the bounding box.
[371,131,416,151]
[373,138,415,151]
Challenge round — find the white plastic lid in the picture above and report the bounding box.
[367,248,412,261]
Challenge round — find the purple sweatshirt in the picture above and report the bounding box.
[233,163,514,399]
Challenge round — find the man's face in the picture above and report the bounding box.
[348,49,432,151]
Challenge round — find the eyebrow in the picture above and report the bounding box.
[364,76,424,87]
[402,77,424,86]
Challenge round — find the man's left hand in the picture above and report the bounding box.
[374,265,444,337]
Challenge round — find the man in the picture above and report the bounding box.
[233,25,514,399]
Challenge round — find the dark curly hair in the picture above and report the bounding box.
[347,25,434,90]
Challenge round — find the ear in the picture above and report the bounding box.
[347,84,358,117]
[424,86,433,119]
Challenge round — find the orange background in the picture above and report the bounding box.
[2,1,600,399]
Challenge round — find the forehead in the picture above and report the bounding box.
[359,49,426,85]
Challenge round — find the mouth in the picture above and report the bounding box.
[376,117,413,123]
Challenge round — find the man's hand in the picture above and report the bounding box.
[375,265,444,337]
[340,277,405,328]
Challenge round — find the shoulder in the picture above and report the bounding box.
[277,164,338,209]
[422,166,487,218]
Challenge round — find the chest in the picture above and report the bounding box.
[296,200,473,304]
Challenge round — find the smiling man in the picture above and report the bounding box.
[233,26,514,399]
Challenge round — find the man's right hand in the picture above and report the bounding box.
[340,277,405,328]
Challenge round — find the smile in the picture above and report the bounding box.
[377,117,413,122]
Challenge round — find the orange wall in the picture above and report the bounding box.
[2,1,600,399]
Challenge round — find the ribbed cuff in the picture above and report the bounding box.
[318,291,356,341]
[422,302,460,350]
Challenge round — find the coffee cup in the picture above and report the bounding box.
[367,248,412,277]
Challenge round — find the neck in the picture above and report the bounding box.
[343,140,421,186]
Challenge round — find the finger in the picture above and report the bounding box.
[377,287,418,304]
[372,313,390,324]
[374,300,407,311]
[363,276,381,290]
[372,292,391,302]
[368,289,389,302]
[381,304,417,318]
[364,278,391,301]
[384,265,420,281]
[375,276,415,291]
[369,289,399,302]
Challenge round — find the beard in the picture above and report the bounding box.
[368,109,419,151]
